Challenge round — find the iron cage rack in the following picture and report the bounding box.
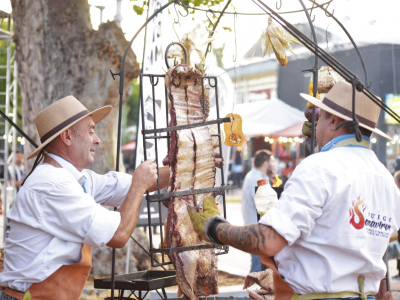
[139,69,233,268]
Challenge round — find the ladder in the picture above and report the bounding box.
[0,10,18,245]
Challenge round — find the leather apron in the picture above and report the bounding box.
[2,156,93,300]
[2,244,91,300]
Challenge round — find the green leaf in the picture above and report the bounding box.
[222,27,232,32]
[133,4,145,15]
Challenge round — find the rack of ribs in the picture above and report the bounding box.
[165,64,218,300]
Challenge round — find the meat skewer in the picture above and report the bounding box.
[165,64,218,300]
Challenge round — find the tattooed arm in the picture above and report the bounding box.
[214,223,288,257]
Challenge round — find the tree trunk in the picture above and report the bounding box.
[11,0,140,173]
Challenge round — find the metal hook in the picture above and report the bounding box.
[149,76,159,87]
[309,2,316,22]
[173,3,180,24]
[173,75,182,88]
[207,77,217,88]
[233,12,238,62]
[324,2,334,17]
[276,0,282,10]
[206,9,215,30]
[172,22,181,42]
[165,42,187,69]
[176,1,189,17]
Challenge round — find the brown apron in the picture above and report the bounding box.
[3,155,93,300]
[2,244,92,300]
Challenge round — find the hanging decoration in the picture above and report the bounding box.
[250,16,303,66]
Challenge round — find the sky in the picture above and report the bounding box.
[1,0,400,69]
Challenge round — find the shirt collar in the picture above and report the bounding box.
[46,153,85,184]
[320,134,371,152]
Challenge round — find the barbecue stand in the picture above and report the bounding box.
[94,270,176,300]
[140,42,233,269]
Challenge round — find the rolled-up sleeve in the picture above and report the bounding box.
[83,206,121,248]
[40,176,121,248]
[84,170,132,207]
[259,161,326,245]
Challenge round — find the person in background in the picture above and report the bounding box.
[8,150,26,192]
[231,149,245,188]
[241,149,275,272]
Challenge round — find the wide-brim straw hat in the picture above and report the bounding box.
[28,95,112,160]
[300,80,391,140]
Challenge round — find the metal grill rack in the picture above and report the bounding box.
[139,64,233,267]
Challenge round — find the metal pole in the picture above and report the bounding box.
[3,30,10,242]
[114,0,123,27]
[11,58,17,202]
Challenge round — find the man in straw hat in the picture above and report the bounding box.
[0,96,169,300]
[187,80,400,300]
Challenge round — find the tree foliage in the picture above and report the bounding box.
[131,0,225,15]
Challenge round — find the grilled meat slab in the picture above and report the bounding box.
[165,65,218,300]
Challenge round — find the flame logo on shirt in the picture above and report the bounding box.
[349,196,366,230]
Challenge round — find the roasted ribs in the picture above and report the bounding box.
[165,65,218,300]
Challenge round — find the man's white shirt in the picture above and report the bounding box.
[0,153,132,292]
[260,147,400,295]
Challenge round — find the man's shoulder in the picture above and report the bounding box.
[24,164,76,188]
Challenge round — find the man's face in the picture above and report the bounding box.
[266,156,276,177]
[15,153,23,165]
[316,109,333,149]
[70,116,101,170]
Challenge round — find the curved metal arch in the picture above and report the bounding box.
[307,0,371,88]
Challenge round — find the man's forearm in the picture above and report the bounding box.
[148,166,169,192]
[107,187,144,248]
[214,223,287,257]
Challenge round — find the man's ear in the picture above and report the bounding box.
[329,115,341,132]
[59,129,74,146]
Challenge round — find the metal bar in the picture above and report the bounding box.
[3,34,10,242]
[145,135,169,140]
[142,117,231,135]
[175,0,333,16]
[150,76,160,194]
[142,74,166,77]
[307,0,370,88]
[130,236,168,270]
[151,243,223,254]
[165,83,170,167]
[146,185,235,201]
[158,201,165,264]
[140,74,155,267]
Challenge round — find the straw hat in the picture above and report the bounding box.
[28,95,112,160]
[300,80,390,140]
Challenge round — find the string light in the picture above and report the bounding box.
[264,137,270,142]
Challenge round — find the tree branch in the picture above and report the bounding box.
[204,0,233,59]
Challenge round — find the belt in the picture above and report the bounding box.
[292,277,374,300]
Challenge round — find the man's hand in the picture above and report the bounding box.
[187,197,228,244]
[132,159,158,192]
[213,152,224,169]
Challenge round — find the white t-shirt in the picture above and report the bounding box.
[260,146,400,295]
[0,154,132,292]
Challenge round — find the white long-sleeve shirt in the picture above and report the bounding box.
[0,153,132,292]
[260,146,400,295]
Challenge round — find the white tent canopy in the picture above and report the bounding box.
[233,98,305,137]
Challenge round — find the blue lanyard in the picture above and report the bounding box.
[320,134,371,152]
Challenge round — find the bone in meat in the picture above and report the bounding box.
[165,64,218,300]
[244,269,274,292]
